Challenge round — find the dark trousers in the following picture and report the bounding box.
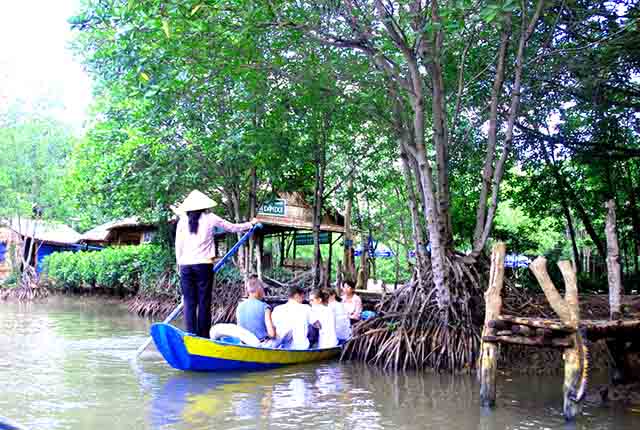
[180,264,214,338]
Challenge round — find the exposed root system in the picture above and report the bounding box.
[127,295,180,318]
[342,253,485,372]
[1,267,49,302]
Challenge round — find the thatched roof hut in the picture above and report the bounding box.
[254,192,345,234]
[80,217,157,246]
[0,217,82,276]
[1,218,81,245]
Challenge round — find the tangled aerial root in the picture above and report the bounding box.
[342,253,486,372]
[127,295,180,318]
[1,267,49,302]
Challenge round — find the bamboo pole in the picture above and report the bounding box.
[480,242,506,407]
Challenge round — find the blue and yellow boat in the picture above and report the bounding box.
[151,323,342,372]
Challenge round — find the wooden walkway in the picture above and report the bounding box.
[483,315,640,347]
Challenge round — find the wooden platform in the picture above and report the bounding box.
[482,315,640,347]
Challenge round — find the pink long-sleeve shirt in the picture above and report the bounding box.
[175,212,252,266]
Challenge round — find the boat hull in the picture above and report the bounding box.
[150,323,341,372]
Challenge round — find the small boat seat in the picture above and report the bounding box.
[210,323,261,347]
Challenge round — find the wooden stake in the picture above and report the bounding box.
[530,257,583,421]
[480,242,506,407]
[563,346,582,420]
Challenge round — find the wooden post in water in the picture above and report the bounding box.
[479,242,506,407]
[530,257,583,421]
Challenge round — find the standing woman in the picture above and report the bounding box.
[175,190,255,338]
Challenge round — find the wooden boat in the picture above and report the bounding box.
[151,323,342,372]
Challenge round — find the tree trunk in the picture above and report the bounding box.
[399,143,428,287]
[312,131,327,288]
[343,177,355,281]
[256,233,263,279]
[472,17,512,252]
[473,0,546,257]
[605,200,622,319]
[247,167,258,274]
[414,144,450,311]
[427,27,453,247]
[357,233,369,290]
[562,201,581,275]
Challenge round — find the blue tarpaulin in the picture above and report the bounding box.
[0,242,6,263]
[408,247,531,268]
[36,244,72,273]
[504,254,531,268]
[354,239,396,259]
[35,243,102,273]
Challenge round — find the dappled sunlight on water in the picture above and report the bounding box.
[0,296,638,429]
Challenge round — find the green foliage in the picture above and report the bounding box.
[0,104,77,223]
[43,244,174,294]
[493,200,566,256]
[58,0,639,289]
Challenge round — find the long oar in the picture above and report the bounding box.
[134,223,261,358]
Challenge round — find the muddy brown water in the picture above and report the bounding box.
[0,296,638,429]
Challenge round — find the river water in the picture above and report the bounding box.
[0,296,638,430]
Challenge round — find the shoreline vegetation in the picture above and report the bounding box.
[2,243,637,377]
[3,280,638,378]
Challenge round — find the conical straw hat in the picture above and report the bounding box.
[176,190,217,213]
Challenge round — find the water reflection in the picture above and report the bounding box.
[146,362,640,430]
[150,365,386,430]
[148,364,482,430]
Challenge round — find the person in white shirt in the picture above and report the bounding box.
[271,285,318,350]
[309,289,338,349]
[327,288,351,343]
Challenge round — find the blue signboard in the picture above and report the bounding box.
[0,242,6,263]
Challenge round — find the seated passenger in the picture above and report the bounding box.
[341,280,363,324]
[309,289,338,349]
[272,285,317,350]
[327,288,351,342]
[236,274,276,342]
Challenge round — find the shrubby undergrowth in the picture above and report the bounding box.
[43,244,175,295]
